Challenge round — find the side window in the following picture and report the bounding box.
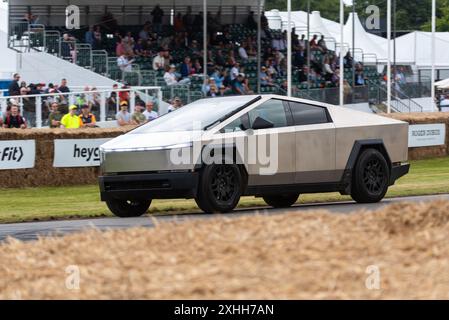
[221,115,245,133]
[248,99,288,129]
[289,102,330,126]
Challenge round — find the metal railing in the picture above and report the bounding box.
[0,86,162,128]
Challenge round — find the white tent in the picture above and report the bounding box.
[435,78,449,89]
[395,31,449,68]
[341,12,387,63]
[267,9,389,64]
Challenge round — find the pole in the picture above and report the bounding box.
[393,0,396,88]
[203,0,207,84]
[287,0,292,97]
[257,0,261,94]
[431,0,436,111]
[352,2,355,103]
[387,0,391,113]
[339,0,344,107]
[307,0,310,95]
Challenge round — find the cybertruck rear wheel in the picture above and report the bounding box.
[263,193,299,208]
[195,164,243,213]
[351,148,389,203]
[106,199,152,218]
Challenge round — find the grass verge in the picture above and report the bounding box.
[1,156,449,224]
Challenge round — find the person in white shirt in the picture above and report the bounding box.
[152,49,166,71]
[163,65,190,86]
[142,101,158,121]
[230,62,240,81]
[238,45,249,62]
[117,54,134,72]
[168,97,183,112]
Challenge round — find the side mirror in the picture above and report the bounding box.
[252,116,274,130]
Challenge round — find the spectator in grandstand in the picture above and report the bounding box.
[123,32,135,54]
[298,34,306,48]
[61,33,77,63]
[60,105,81,129]
[48,102,63,128]
[246,11,257,30]
[79,104,97,128]
[116,101,132,126]
[8,73,21,96]
[259,66,274,87]
[143,101,159,122]
[117,53,135,73]
[318,35,327,53]
[174,13,184,33]
[153,49,166,71]
[309,35,318,49]
[19,86,36,127]
[58,78,70,93]
[272,33,286,51]
[238,44,249,63]
[134,38,147,57]
[344,52,353,69]
[230,62,240,81]
[192,12,204,33]
[231,73,246,95]
[139,22,151,41]
[94,26,102,49]
[323,57,334,82]
[168,97,183,112]
[355,70,366,86]
[85,26,95,47]
[131,102,147,125]
[116,38,127,57]
[180,57,193,79]
[107,84,119,118]
[164,65,190,86]
[119,84,131,105]
[151,5,164,33]
[202,78,219,97]
[3,103,27,129]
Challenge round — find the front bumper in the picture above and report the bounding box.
[389,163,410,185]
[99,172,199,201]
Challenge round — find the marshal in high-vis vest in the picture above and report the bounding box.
[99,95,410,217]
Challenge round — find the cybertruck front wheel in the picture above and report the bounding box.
[263,193,299,208]
[351,148,390,203]
[106,199,152,218]
[195,164,243,213]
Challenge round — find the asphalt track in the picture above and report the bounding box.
[1,194,448,242]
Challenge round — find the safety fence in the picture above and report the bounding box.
[0,86,162,128]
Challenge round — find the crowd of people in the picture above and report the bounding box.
[48,6,371,97]
[1,73,187,129]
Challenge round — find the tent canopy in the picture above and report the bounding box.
[395,31,449,68]
[268,10,389,64]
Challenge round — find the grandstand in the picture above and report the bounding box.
[0,0,436,128]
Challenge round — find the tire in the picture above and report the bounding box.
[351,148,390,203]
[263,193,299,208]
[195,164,243,213]
[106,199,152,218]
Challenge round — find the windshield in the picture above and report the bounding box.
[131,96,258,133]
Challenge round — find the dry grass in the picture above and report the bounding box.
[1,200,449,299]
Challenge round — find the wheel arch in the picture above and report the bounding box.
[340,139,392,195]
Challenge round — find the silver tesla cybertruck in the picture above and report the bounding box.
[99,95,410,217]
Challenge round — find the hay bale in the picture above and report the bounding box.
[0,127,135,188]
[1,200,449,299]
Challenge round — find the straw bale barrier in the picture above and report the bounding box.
[1,200,449,299]
[384,112,449,160]
[0,127,133,188]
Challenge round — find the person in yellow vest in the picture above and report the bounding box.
[60,105,81,129]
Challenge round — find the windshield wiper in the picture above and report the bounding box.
[203,96,261,130]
